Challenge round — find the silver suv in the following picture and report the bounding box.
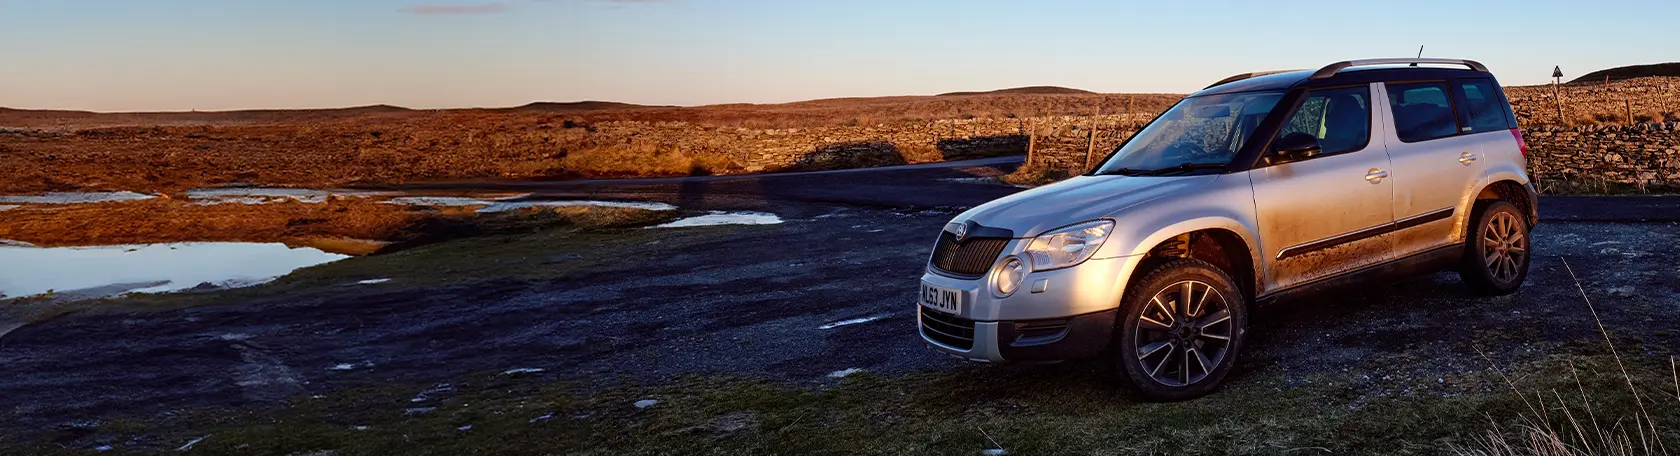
[918,58,1537,400]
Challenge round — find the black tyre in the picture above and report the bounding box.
[1113,258,1247,401]
[1458,201,1531,296]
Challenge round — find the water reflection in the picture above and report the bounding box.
[0,243,347,299]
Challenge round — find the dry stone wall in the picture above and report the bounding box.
[571,78,1680,186]
[573,114,1150,173]
[1524,122,1680,183]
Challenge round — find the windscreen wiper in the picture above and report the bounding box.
[1129,162,1228,176]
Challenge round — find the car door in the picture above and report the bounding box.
[1249,83,1395,292]
[1379,80,1487,259]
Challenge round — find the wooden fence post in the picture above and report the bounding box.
[1553,79,1564,125]
[1626,99,1634,124]
[1027,128,1037,167]
[1127,95,1135,128]
[1083,128,1098,171]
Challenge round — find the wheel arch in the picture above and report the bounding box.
[1120,220,1261,302]
[1470,178,1538,226]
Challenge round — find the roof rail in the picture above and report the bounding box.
[1203,70,1299,89]
[1309,58,1488,80]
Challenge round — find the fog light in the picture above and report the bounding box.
[993,257,1026,297]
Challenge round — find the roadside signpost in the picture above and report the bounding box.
[1552,66,1564,124]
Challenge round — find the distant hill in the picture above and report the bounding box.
[512,101,659,111]
[1570,63,1680,84]
[937,86,1096,96]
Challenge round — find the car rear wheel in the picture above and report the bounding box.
[1113,258,1247,401]
[1458,201,1531,295]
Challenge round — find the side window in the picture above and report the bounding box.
[1386,82,1458,142]
[1453,78,1512,133]
[1277,86,1370,155]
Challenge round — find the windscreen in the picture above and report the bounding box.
[1095,90,1284,173]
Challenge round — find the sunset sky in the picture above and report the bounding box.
[1,0,1675,112]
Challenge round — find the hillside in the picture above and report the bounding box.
[938,86,1096,96]
[509,101,660,112]
[1570,62,1680,84]
[0,92,1181,130]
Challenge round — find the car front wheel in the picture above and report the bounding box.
[1113,258,1247,401]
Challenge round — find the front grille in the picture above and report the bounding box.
[930,231,1009,276]
[920,307,975,350]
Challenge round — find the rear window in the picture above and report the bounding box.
[1386,82,1458,142]
[1452,78,1514,133]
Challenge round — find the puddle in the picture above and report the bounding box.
[0,205,18,211]
[654,211,783,228]
[186,188,395,205]
[0,243,348,299]
[0,191,157,204]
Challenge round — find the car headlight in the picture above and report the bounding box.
[1024,220,1114,271]
[992,257,1026,297]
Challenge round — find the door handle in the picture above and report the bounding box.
[1458,152,1478,165]
[1365,169,1389,183]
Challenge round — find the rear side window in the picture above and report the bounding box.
[1386,82,1458,142]
[1277,86,1371,155]
[1452,78,1513,133]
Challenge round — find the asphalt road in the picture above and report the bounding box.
[3,156,1678,436]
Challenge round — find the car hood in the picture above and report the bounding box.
[954,174,1220,238]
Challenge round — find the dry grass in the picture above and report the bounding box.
[554,143,736,178]
[999,164,1072,186]
[1453,258,1675,456]
[0,198,675,253]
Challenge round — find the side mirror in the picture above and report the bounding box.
[1270,132,1322,164]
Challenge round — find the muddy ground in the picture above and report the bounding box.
[2,160,1679,452]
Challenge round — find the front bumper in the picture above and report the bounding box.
[917,247,1136,362]
[919,306,1117,362]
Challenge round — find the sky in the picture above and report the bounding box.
[0,0,1674,112]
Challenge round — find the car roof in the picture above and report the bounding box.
[1192,63,1493,97]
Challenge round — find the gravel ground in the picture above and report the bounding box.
[2,158,1677,439]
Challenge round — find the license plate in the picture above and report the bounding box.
[919,282,963,315]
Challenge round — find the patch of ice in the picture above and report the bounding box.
[819,315,888,330]
[0,191,157,204]
[356,278,392,285]
[177,435,208,452]
[381,196,494,207]
[352,426,371,431]
[530,413,554,423]
[477,200,677,213]
[0,205,18,211]
[828,368,864,378]
[185,188,393,205]
[404,407,436,415]
[0,239,36,247]
[653,211,783,228]
[634,399,659,409]
[940,177,1003,185]
[457,425,473,431]
[0,243,347,299]
[0,322,25,341]
[982,449,1008,455]
[502,367,545,375]
[94,445,113,452]
[329,364,357,371]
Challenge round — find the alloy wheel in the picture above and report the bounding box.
[1483,212,1527,284]
[1133,280,1234,387]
